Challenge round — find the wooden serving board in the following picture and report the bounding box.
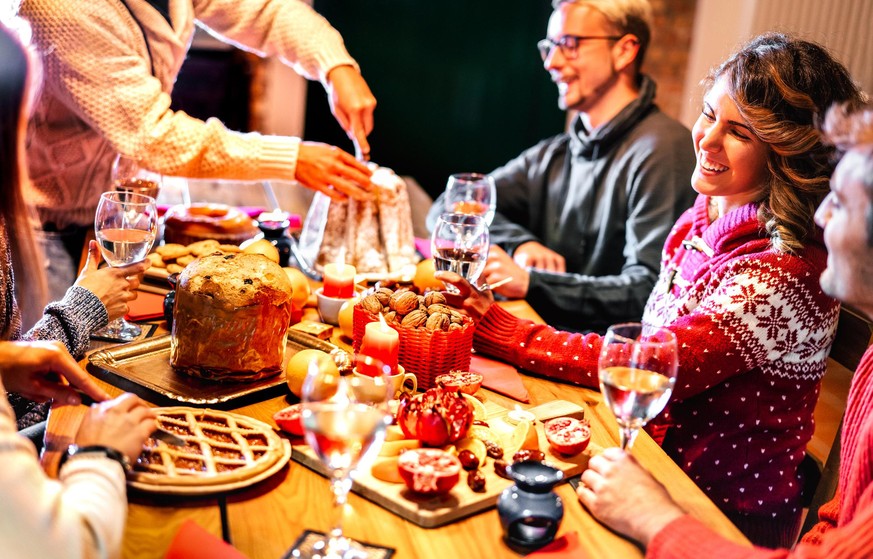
[290,396,596,528]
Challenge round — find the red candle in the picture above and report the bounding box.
[322,263,356,298]
[359,318,399,376]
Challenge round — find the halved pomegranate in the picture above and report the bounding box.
[396,388,474,447]
[398,448,461,496]
[434,371,484,395]
[544,417,591,456]
[273,404,305,437]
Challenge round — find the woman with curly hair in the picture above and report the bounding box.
[439,33,865,547]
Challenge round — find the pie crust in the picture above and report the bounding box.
[130,407,288,489]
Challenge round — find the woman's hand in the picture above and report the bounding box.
[325,65,377,160]
[74,241,150,322]
[434,271,495,321]
[296,141,374,201]
[0,340,110,406]
[576,447,686,546]
[75,393,156,463]
[481,245,530,299]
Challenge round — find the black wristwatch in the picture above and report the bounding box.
[58,444,131,473]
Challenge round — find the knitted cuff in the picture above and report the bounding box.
[256,136,301,184]
[473,305,526,363]
[63,286,109,333]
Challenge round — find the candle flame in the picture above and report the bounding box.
[378,312,390,330]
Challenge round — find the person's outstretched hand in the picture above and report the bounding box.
[0,340,110,406]
[296,141,374,201]
[75,393,156,464]
[74,240,150,322]
[577,447,686,546]
[513,241,566,273]
[325,65,377,160]
[434,271,495,321]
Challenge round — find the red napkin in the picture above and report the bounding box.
[125,291,165,321]
[415,237,432,259]
[526,532,582,559]
[470,354,530,403]
[165,520,248,559]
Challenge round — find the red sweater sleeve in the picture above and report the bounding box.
[648,495,873,559]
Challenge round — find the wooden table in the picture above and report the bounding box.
[45,298,749,558]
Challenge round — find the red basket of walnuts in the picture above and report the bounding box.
[352,287,474,390]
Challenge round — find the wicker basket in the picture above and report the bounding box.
[353,306,474,390]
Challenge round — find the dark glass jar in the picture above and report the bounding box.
[257,211,292,268]
[163,273,179,327]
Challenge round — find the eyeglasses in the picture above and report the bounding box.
[537,34,624,61]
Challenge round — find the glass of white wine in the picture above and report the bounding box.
[91,191,158,342]
[299,355,392,559]
[443,172,496,225]
[430,212,490,286]
[597,323,678,450]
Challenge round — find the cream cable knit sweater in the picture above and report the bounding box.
[19,0,359,229]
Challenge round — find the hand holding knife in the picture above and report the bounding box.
[72,388,184,446]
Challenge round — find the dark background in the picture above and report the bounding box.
[301,1,566,198]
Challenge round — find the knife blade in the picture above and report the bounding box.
[71,388,185,446]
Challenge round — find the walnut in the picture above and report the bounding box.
[374,289,392,306]
[450,310,465,324]
[400,309,428,328]
[390,291,419,315]
[360,294,383,315]
[426,312,451,332]
[424,291,447,307]
[383,311,398,324]
[426,303,452,316]
[449,322,462,331]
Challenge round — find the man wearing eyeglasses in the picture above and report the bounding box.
[430,0,695,333]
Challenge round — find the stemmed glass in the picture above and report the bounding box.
[597,323,678,450]
[299,355,392,559]
[443,172,496,225]
[92,191,158,342]
[112,154,162,200]
[430,213,490,286]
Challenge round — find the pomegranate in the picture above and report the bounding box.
[273,404,305,437]
[434,371,484,395]
[398,448,461,496]
[396,388,474,447]
[544,417,591,456]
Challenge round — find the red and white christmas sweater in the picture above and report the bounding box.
[474,195,838,528]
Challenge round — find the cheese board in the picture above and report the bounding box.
[290,396,596,528]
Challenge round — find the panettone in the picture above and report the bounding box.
[171,253,293,382]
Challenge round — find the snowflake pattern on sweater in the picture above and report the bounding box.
[473,195,838,538]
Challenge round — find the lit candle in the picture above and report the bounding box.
[322,263,356,298]
[359,316,400,376]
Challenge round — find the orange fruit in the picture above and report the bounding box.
[413,258,444,292]
[285,349,338,398]
[241,238,280,264]
[283,267,312,309]
[338,297,359,339]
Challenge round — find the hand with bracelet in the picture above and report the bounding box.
[68,393,157,470]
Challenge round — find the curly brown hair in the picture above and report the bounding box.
[706,33,865,253]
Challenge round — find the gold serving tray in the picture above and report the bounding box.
[87,330,339,407]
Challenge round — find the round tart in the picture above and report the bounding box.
[129,407,289,492]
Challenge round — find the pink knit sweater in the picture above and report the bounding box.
[474,196,838,542]
[648,345,873,558]
[19,0,359,229]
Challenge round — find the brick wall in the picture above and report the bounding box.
[645,0,697,120]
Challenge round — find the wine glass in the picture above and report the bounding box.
[443,172,496,225]
[299,355,392,559]
[112,154,163,201]
[597,323,678,450]
[92,191,158,342]
[430,212,490,287]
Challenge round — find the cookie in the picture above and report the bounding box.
[188,239,221,257]
[155,243,190,260]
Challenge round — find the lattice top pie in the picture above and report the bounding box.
[130,407,288,489]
